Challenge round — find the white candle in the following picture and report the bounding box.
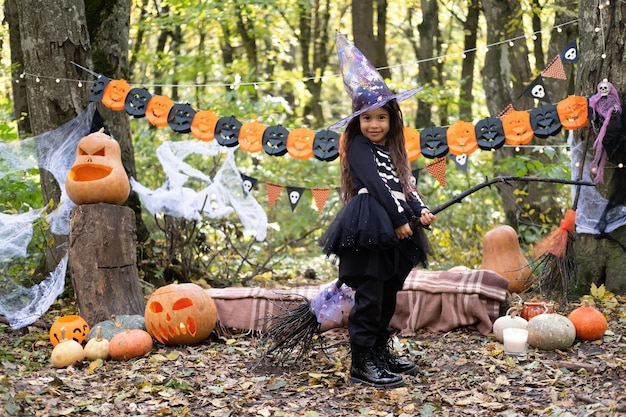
[503,328,528,355]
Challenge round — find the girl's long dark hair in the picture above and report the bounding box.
[339,99,413,204]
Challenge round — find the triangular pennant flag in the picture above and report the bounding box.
[265,182,284,209]
[559,39,578,64]
[541,55,567,80]
[521,76,551,103]
[311,187,332,214]
[240,174,258,197]
[286,186,305,212]
[424,158,447,187]
[448,153,468,172]
[497,103,514,119]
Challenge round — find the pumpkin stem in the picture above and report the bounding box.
[59,326,67,342]
[111,314,123,329]
[95,326,103,342]
[506,306,521,318]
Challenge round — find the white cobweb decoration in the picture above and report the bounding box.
[0,104,94,329]
[131,139,268,241]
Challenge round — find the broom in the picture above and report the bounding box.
[255,176,596,366]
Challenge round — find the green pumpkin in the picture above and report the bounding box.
[87,314,145,341]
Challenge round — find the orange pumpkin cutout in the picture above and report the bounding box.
[101,79,131,111]
[146,95,175,127]
[144,283,217,346]
[65,129,130,205]
[502,109,534,146]
[191,110,219,141]
[50,315,90,347]
[557,95,590,130]
[238,120,266,153]
[287,127,315,160]
[403,126,422,161]
[446,120,478,155]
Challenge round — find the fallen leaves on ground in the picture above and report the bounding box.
[1,296,625,417]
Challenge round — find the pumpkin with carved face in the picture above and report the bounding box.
[313,129,340,161]
[239,120,266,153]
[168,103,196,134]
[102,79,131,111]
[447,120,478,155]
[502,109,533,146]
[420,126,449,159]
[144,283,217,346]
[191,110,219,141]
[89,75,111,102]
[287,127,315,160]
[262,125,289,156]
[475,117,506,150]
[403,126,421,161]
[557,95,589,130]
[65,130,130,205]
[125,88,152,118]
[530,104,562,138]
[146,95,175,127]
[215,116,242,147]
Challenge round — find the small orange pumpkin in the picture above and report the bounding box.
[146,95,175,127]
[101,79,131,111]
[502,109,534,146]
[520,299,555,321]
[50,315,90,347]
[144,283,218,345]
[446,120,478,155]
[108,329,153,360]
[567,300,608,340]
[65,129,130,205]
[238,120,266,153]
[557,95,589,130]
[403,126,422,161]
[287,127,315,160]
[191,110,219,141]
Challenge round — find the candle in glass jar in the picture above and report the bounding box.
[503,328,528,355]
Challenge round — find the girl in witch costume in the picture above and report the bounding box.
[320,32,436,388]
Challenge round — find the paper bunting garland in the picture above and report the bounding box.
[241,174,257,197]
[311,187,333,214]
[559,39,578,64]
[542,55,567,80]
[265,182,284,209]
[286,186,305,211]
[522,76,551,103]
[424,158,447,187]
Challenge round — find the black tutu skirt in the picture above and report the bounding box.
[320,194,431,281]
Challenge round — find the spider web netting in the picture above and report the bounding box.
[572,139,626,234]
[1,103,267,329]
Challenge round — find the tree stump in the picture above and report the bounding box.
[69,203,145,325]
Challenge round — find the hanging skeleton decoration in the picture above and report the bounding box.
[589,80,622,184]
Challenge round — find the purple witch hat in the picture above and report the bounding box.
[329,31,422,131]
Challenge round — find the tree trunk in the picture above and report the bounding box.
[352,0,390,79]
[415,0,438,127]
[573,0,626,294]
[69,204,145,325]
[16,0,92,273]
[458,0,480,121]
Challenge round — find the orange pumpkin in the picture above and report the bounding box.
[101,79,131,111]
[557,95,590,130]
[446,120,478,155]
[287,127,315,160]
[191,110,219,141]
[520,299,555,321]
[65,130,130,205]
[146,95,175,127]
[108,329,153,360]
[49,315,90,347]
[502,109,534,146]
[567,300,608,340]
[144,283,218,346]
[403,126,422,161]
[238,120,266,153]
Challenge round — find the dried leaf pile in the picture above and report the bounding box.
[1,293,625,417]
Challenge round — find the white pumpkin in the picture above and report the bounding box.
[493,307,528,343]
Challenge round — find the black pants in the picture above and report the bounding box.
[343,274,403,348]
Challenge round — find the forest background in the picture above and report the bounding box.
[0,0,607,293]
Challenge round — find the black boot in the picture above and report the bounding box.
[373,345,418,376]
[350,346,404,388]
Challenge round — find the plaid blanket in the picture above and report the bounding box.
[206,269,509,336]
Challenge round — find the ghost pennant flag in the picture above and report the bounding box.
[240,174,258,197]
[559,39,578,64]
[521,76,551,103]
[286,186,305,212]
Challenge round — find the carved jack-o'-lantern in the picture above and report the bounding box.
[502,109,534,146]
[239,120,266,153]
[262,125,289,156]
[146,95,175,127]
[144,283,218,346]
[49,315,90,347]
[529,103,562,139]
[287,127,315,160]
[403,126,421,161]
[475,117,506,150]
[65,129,130,205]
[446,120,478,156]
[168,103,196,134]
[101,79,131,111]
[89,75,111,102]
[557,95,589,130]
[313,129,340,161]
[191,110,219,141]
[124,88,152,118]
[420,126,449,159]
[215,116,242,147]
